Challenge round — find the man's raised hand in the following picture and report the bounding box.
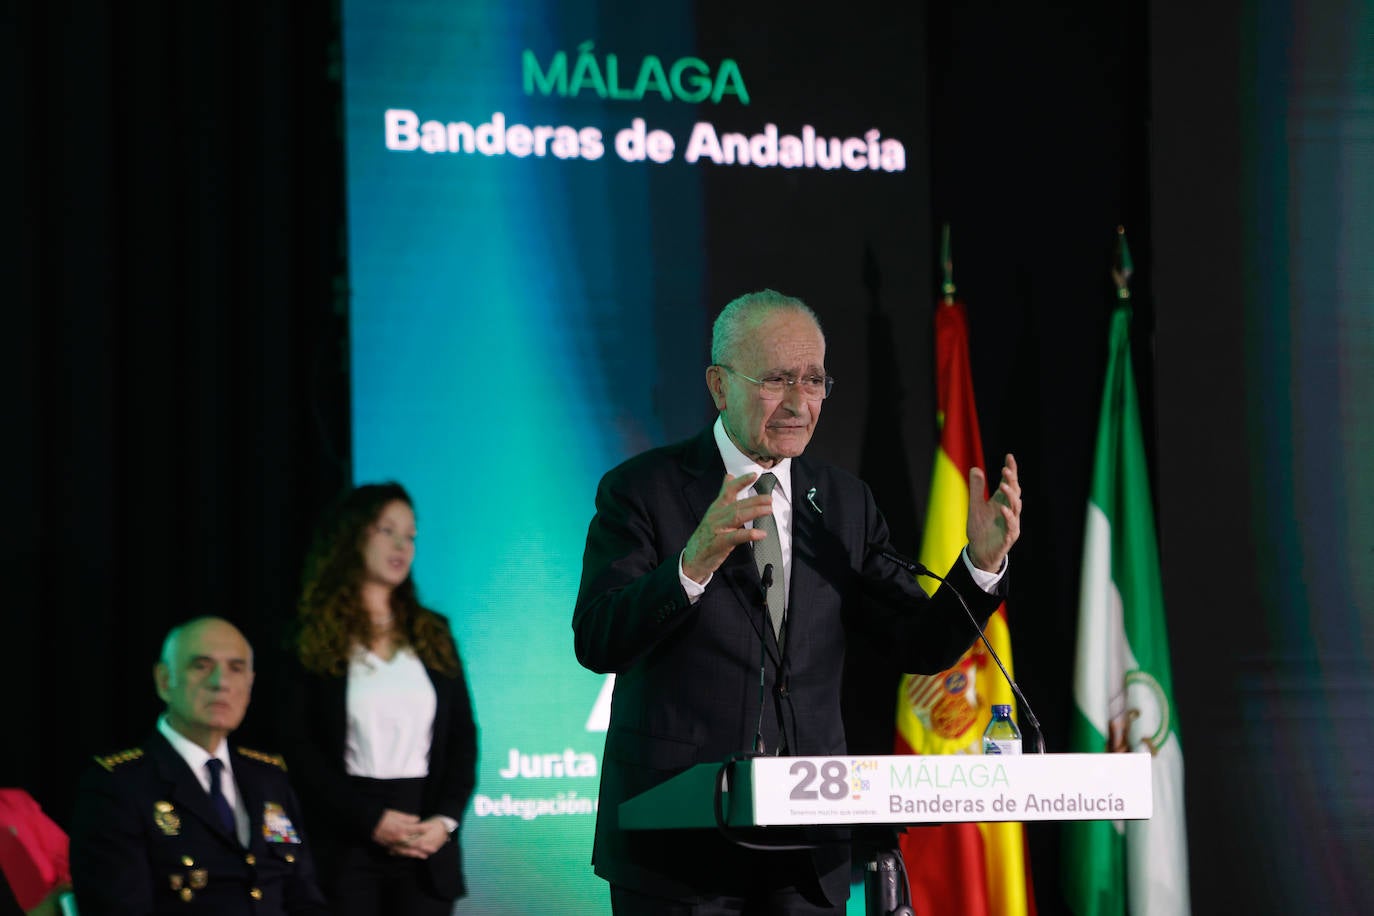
[682,472,775,584]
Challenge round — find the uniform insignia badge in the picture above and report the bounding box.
[179,887,194,902]
[236,746,288,770]
[153,801,181,836]
[261,802,301,844]
[95,747,144,772]
[168,874,183,891]
[189,869,208,890]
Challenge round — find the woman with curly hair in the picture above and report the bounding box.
[282,482,478,915]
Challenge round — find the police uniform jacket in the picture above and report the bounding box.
[70,731,329,915]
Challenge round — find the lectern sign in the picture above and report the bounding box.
[745,753,1152,827]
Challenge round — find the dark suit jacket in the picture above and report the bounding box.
[572,427,1004,903]
[279,635,478,901]
[69,731,329,915]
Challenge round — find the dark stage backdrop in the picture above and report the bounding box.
[1152,0,1374,912]
[10,1,1374,915]
[6,0,351,879]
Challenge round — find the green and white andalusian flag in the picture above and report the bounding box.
[1063,304,1190,915]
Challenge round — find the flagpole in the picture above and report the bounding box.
[941,222,956,306]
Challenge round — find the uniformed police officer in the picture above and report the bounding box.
[70,616,329,915]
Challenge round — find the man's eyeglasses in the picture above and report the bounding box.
[717,365,835,400]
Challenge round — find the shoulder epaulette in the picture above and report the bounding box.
[235,746,288,771]
[94,747,144,772]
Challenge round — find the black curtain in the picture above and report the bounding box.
[7,0,350,839]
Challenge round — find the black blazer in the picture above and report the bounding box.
[572,427,1004,902]
[280,633,478,901]
[69,731,329,915]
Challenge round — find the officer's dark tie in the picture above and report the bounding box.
[205,758,236,836]
[753,472,785,645]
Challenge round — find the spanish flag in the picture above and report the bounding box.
[893,297,1035,916]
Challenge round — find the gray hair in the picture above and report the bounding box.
[158,616,254,669]
[710,289,823,366]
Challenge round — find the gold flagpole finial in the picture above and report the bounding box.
[1112,225,1134,300]
[941,223,956,305]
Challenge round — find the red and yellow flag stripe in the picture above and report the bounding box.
[894,300,1034,916]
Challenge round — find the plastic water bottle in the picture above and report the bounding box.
[982,704,1022,755]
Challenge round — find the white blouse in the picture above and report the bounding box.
[343,646,436,779]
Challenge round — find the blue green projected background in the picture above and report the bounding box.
[342,2,930,910]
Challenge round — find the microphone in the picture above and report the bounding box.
[752,563,775,755]
[870,543,1045,754]
[873,545,931,577]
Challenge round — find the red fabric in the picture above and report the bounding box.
[901,821,990,916]
[892,299,1038,916]
[933,301,987,483]
[0,789,71,912]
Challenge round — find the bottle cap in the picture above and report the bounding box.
[992,704,1012,717]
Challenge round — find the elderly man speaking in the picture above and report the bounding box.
[573,289,1023,915]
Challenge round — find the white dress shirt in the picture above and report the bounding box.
[343,646,436,780]
[157,714,250,846]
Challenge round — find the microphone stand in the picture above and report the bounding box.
[874,545,1046,754]
[717,561,816,853]
[752,563,774,755]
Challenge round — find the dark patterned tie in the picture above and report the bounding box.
[205,758,236,837]
[753,472,785,644]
